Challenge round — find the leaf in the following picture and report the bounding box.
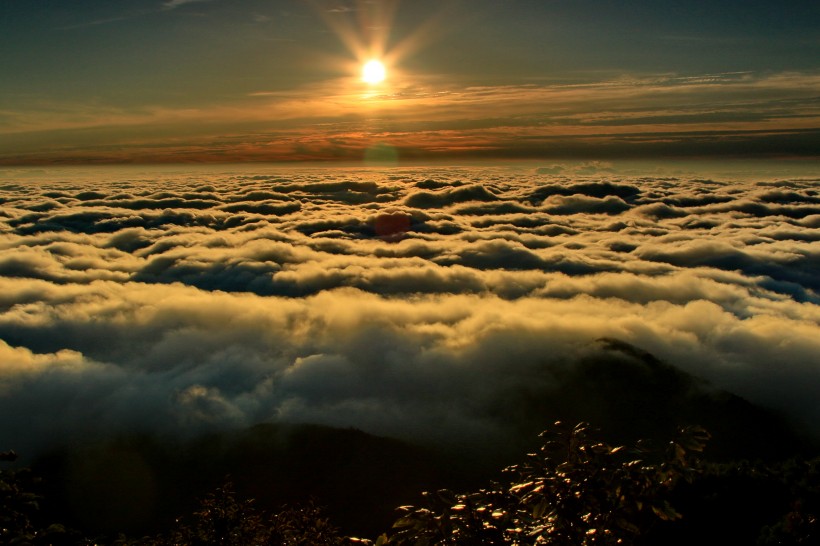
[651,502,682,521]
[674,443,686,462]
[615,518,641,534]
[392,516,419,528]
[533,500,551,519]
[42,523,68,536]
[510,481,535,494]
[678,426,711,452]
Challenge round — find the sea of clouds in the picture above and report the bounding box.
[1,162,818,455]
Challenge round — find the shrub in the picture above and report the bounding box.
[381,422,709,545]
[0,450,78,546]
[148,481,343,546]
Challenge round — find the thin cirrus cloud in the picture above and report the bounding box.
[161,0,214,10]
[1,71,819,164]
[0,163,819,456]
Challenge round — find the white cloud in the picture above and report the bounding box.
[162,0,214,10]
[0,164,818,455]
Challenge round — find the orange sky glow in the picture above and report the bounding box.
[1,1,819,164]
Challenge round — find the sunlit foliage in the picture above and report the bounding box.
[378,422,709,545]
[2,423,818,545]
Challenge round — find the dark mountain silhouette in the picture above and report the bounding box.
[29,339,816,539]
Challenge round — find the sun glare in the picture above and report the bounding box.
[362,60,386,84]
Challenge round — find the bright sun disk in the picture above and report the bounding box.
[362,60,386,84]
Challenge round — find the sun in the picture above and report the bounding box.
[362,59,386,84]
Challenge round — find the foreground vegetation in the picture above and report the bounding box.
[2,422,818,545]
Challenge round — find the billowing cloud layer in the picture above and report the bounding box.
[1,164,819,454]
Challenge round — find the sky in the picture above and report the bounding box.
[2,0,820,164]
[1,163,819,456]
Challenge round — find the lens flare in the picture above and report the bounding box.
[313,0,449,89]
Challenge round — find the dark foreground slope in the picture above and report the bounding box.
[32,423,442,538]
[25,340,817,540]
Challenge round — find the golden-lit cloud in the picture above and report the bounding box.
[2,0,819,165]
[2,164,819,448]
[2,70,819,164]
